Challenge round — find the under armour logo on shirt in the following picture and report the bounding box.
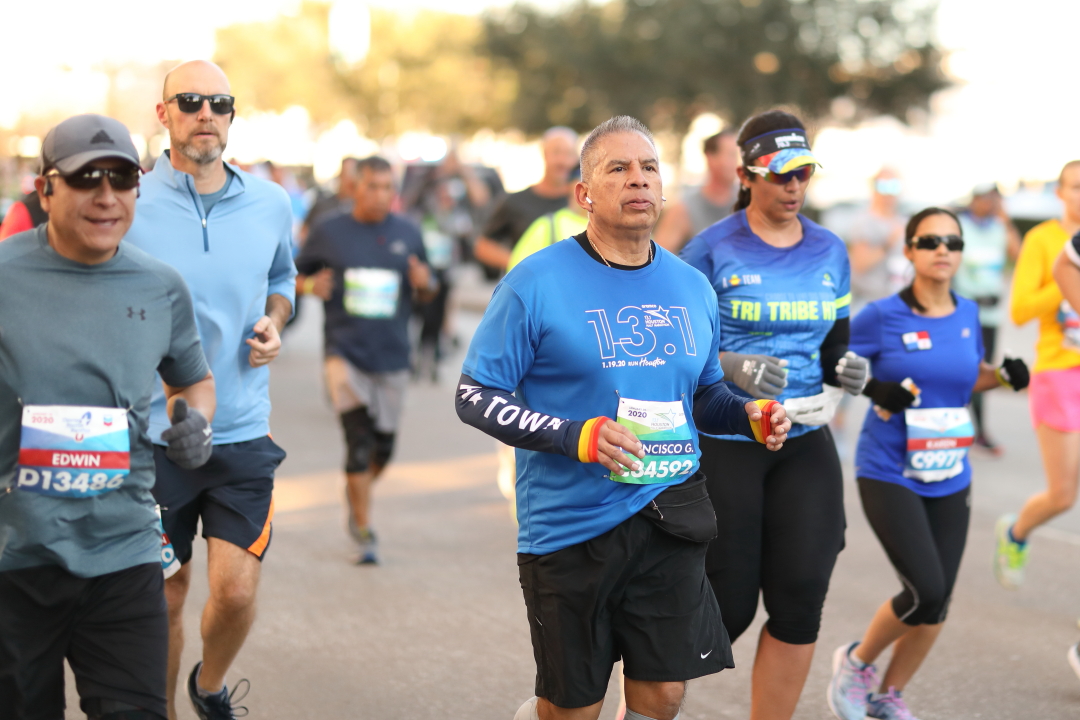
[127,307,146,320]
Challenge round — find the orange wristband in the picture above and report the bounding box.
[750,400,780,444]
[577,417,611,463]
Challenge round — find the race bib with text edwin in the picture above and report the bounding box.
[16,405,130,498]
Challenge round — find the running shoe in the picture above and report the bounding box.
[827,642,878,720]
[356,527,378,565]
[994,513,1029,589]
[187,662,249,720]
[866,688,919,720]
[974,434,1003,457]
[1069,642,1080,683]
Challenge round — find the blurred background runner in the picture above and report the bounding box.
[955,183,1021,454]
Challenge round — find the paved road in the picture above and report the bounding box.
[68,286,1080,719]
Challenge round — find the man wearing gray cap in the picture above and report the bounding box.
[0,114,216,719]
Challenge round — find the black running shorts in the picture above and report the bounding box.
[152,436,286,565]
[518,512,732,709]
[0,562,168,719]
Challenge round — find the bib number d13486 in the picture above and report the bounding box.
[611,398,696,484]
[16,405,130,498]
[903,407,974,483]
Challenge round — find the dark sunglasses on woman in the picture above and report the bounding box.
[910,234,965,252]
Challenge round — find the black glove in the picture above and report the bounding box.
[996,357,1030,391]
[863,378,917,414]
[161,398,213,469]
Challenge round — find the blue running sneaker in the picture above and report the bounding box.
[827,642,878,720]
[356,527,378,565]
[187,662,250,719]
[866,687,919,720]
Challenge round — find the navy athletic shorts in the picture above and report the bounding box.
[152,436,286,565]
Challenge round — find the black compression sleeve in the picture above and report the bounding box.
[455,374,584,458]
[693,381,755,440]
[819,316,850,387]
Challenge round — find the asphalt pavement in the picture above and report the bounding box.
[67,278,1080,719]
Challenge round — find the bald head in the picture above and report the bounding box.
[163,60,230,100]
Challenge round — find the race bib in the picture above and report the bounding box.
[344,267,401,319]
[16,405,130,498]
[611,398,696,484]
[1059,300,1080,351]
[903,407,974,483]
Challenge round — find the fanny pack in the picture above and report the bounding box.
[974,295,1000,308]
[637,472,717,543]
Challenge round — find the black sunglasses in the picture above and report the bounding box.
[165,93,235,115]
[46,165,141,192]
[910,234,964,252]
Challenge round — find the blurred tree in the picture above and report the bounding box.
[483,0,949,136]
[213,2,515,138]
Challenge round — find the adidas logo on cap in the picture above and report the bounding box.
[90,130,114,145]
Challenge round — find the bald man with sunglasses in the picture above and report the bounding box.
[125,61,297,720]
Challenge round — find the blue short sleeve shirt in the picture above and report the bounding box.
[681,210,852,439]
[463,240,724,555]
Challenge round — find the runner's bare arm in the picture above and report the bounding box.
[163,371,216,424]
[1054,249,1080,313]
[653,200,692,253]
[455,374,644,474]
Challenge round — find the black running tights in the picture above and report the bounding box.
[858,477,970,626]
[701,428,845,645]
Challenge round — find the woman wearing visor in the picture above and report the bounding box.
[827,207,1028,720]
[681,110,869,719]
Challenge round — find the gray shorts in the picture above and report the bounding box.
[324,355,408,433]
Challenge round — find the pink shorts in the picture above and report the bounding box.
[1029,366,1080,432]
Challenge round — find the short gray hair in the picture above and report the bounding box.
[580,116,657,183]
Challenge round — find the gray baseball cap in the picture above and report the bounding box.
[40,114,140,174]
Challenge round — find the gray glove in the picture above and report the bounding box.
[720,352,788,400]
[835,351,870,396]
[161,398,213,469]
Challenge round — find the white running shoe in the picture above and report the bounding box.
[827,642,878,720]
[1069,643,1080,683]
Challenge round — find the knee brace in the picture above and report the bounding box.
[372,430,396,469]
[341,407,375,473]
[82,698,165,720]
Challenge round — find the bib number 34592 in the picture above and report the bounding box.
[16,405,130,498]
[611,398,696,484]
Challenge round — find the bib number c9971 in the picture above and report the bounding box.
[903,407,974,483]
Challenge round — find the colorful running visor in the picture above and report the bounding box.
[741,128,821,174]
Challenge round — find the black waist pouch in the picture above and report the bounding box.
[974,295,1000,308]
[637,472,717,543]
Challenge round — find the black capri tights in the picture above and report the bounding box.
[701,427,845,645]
[858,477,970,626]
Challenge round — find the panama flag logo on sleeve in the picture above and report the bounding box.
[902,331,932,351]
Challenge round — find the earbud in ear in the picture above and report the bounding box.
[662,196,667,201]
[586,197,593,204]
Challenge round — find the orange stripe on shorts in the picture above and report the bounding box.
[247,496,274,557]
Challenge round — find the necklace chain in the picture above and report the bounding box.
[587,236,653,268]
